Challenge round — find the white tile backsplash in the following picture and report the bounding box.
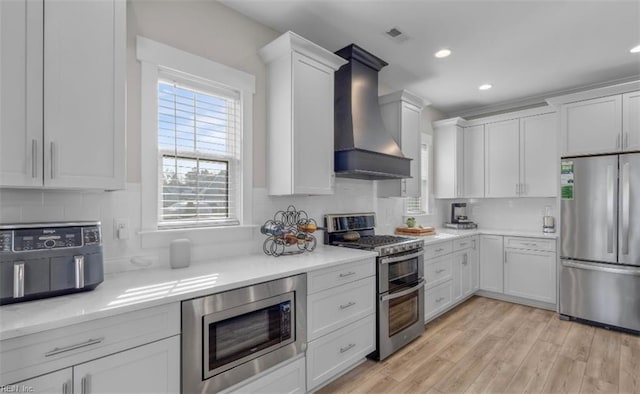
[0,180,558,272]
[436,197,558,232]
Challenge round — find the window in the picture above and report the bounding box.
[405,135,432,215]
[137,36,255,231]
[158,76,240,227]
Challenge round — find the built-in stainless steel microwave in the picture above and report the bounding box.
[181,274,306,393]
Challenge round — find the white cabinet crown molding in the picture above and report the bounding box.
[379,90,430,108]
[546,80,640,107]
[432,117,468,128]
[258,30,347,70]
[464,105,556,126]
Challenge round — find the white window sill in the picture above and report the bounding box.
[139,224,259,249]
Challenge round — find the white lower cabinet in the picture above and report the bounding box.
[306,314,375,391]
[480,235,557,307]
[226,356,306,394]
[424,280,453,321]
[306,257,376,391]
[2,303,181,391]
[13,368,72,394]
[425,237,478,322]
[479,235,504,293]
[504,239,557,304]
[73,336,180,394]
[13,336,179,394]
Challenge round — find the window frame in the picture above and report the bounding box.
[137,36,255,232]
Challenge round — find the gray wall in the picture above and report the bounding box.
[126,0,279,187]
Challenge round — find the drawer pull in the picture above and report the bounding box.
[340,343,356,353]
[339,271,356,278]
[435,269,446,274]
[436,297,445,303]
[45,337,104,357]
[435,248,444,252]
[62,382,70,394]
[459,242,468,247]
[339,301,356,310]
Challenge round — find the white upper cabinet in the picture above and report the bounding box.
[259,31,347,196]
[623,91,640,151]
[0,0,43,188]
[44,0,125,190]
[378,90,427,198]
[561,95,622,156]
[463,125,485,198]
[433,118,464,199]
[485,119,520,198]
[0,0,126,190]
[520,113,558,197]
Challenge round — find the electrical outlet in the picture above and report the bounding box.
[115,218,130,240]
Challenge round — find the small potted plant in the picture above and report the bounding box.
[406,217,416,228]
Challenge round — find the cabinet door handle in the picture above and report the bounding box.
[435,248,444,253]
[13,262,25,298]
[463,254,468,265]
[339,271,355,278]
[81,375,90,394]
[435,268,446,274]
[45,337,104,357]
[340,343,356,353]
[436,297,445,303]
[339,301,356,310]
[31,139,38,178]
[62,382,69,394]
[50,141,55,179]
[515,183,519,195]
[504,251,507,264]
[616,134,621,149]
[624,132,629,149]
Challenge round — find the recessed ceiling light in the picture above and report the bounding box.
[434,49,451,58]
[478,84,493,90]
[630,45,640,53]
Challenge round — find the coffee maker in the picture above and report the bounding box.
[444,203,478,229]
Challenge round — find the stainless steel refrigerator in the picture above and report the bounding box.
[560,153,640,332]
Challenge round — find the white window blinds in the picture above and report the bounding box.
[157,73,241,227]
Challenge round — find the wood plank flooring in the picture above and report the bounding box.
[317,296,640,394]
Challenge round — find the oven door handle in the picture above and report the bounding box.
[380,279,425,302]
[380,250,423,265]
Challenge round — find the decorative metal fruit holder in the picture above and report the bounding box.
[261,205,318,257]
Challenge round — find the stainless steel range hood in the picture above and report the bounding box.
[334,44,411,180]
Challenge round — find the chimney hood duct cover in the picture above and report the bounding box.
[333,44,411,180]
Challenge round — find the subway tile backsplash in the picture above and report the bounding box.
[0,181,557,273]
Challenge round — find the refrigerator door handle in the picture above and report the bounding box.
[621,162,630,256]
[606,165,615,254]
[562,259,640,276]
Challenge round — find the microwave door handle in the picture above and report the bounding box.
[380,279,425,302]
[380,250,423,265]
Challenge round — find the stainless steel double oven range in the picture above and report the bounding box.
[325,213,425,360]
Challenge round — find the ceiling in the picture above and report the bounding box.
[221,0,640,117]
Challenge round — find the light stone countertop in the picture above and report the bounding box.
[0,246,377,341]
[410,228,558,245]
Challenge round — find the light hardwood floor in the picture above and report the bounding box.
[317,296,640,394]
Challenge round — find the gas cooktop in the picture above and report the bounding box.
[324,214,423,256]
